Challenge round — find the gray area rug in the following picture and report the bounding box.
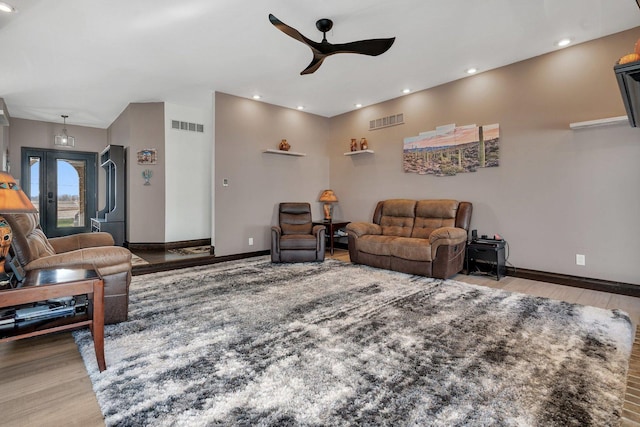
[130,254,149,266]
[75,257,633,426]
[168,245,211,256]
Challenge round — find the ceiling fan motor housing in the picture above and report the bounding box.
[316,18,333,33]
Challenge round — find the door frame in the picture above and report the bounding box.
[20,147,98,237]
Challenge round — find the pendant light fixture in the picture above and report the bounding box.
[54,115,75,147]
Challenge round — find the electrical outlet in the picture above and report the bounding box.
[223,178,229,187]
[248,238,253,246]
[576,254,585,266]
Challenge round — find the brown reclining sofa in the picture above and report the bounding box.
[346,199,472,279]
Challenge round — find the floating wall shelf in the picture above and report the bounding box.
[569,116,628,130]
[263,149,306,157]
[344,149,375,156]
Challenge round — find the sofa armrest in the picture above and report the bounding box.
[48,232,115,253]
[312,225,325,237]
[24,246,132,275]
[346,222,381,238]
[429,227,468,258]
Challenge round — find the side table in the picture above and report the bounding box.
[312,220,350,255]
[465,239,506,281]
[0,269,106,372]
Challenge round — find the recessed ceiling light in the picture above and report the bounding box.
[0,2,15,13]
[556,38,571,47]
[402,88,411,94]
[354,103,363,108]
[296,105,304,110]
[466,68,477,74]
[252,94,262,100]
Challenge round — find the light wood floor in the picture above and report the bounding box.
[1,249,639,427]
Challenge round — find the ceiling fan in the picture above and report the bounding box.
[268,14,395,75]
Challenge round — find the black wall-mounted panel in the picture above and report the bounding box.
[614,61,640,128]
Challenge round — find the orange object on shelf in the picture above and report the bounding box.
[635,38,640,55]
[619,53,640,65]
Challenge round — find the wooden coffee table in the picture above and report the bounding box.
[0,269,106,372]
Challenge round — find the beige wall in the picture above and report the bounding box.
[8,117,108,190]
[329,27,640,284]
[108,102,165,243]
[214,92,331,256]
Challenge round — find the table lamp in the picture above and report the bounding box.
[0,172,37,274]
[318,189,338,221]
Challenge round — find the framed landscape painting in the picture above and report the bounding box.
[403,123,499,176]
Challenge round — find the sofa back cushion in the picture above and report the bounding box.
[4,213,56,266]
[379,199,416,237]
[411,200,459,239]
[279,202,313,235]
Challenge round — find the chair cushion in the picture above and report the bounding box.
[411,200,459,239]
[357,235,397,256]
[4,213,56,265]
[279,203,313,235]
[389,237,432,262]
[280,234,318,250]
[380,199,416,237]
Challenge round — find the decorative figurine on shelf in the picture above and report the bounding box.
[142,169,153,185]
[360,137,369,150]
[350,138,358,151]
[278,139,291,151]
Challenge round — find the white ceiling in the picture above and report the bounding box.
[1,0,639,129]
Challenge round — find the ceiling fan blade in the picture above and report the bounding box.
[268,14,321,51]
[301,55,327,75]
[331,38,396,56]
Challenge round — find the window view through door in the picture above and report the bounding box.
[22,148,97,238]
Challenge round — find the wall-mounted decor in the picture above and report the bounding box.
[278,139,290,151]
[142,169,153,185]
[403,123,499,176]
[137,148,157,165]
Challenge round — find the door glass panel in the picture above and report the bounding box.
[28,156,41,213]
[56,159,86,228]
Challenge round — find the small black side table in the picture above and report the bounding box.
[312,220,350,255]
[465,240,506,281]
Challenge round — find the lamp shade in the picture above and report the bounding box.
[318,189,338,203]
[0,172,37,213]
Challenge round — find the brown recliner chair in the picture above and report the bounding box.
[4,213,132,324]
[271,202,326,263]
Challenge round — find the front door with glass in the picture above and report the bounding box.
[21,148,97,238]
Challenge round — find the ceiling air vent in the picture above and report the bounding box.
[369,113,404,131]
[171,119,204,133]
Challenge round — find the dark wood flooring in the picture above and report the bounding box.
[130,247,269,276]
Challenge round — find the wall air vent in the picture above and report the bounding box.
[369,113,404,131]
[171,119,204,133]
